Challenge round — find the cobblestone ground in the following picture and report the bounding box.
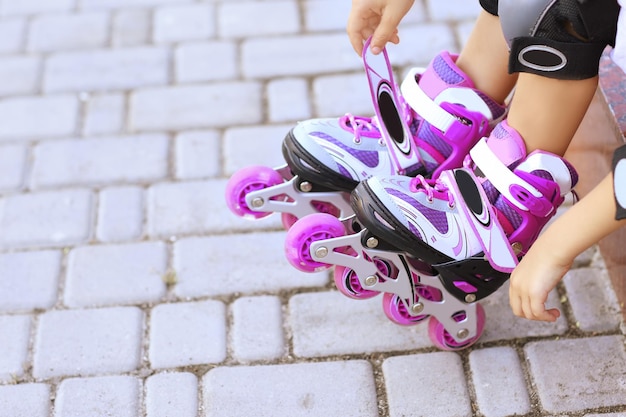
[0,1,624,416]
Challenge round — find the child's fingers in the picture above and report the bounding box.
[370,10,404,53]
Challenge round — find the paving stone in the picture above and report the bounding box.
[145,372,198,417]
[267,78,311,123]
[0,383,50,417]
[203,361,378,417]
[0,0,74,16]
[0,95,78,140]
[31,134,169,188]
[82,93,125,136]
[96,186,144,242]
[0,143,27,191]
[55,375,141,417]
[65,242,167,307]
[479,281,568,342]
[0,250,61,313]
[525,335,626,413]
[313,72,374,118]
[112,9,151,47]
[0,189,93,249]
[174,130,220,179]
[242,33,360,78]
[231,296,285,362]
[44,47,169,93]
[289,291,432,357]
[222,124,292,176]
[153,4,214,43]
[171,234,327,298]
[383,352,472,417]
[130,82,262,131]
[385,24,457,67]
[469,346,531,417]
[33,306,143,378]
[175,41,238,82]
[0,19,25,54]
[147,179,283,237]
[28,12,109,52]
[218,0,299,38]
[584,413,626,417]
[0,56,40,96]
[149,300,227,368]
[0,315,31,382]
[82,0,188,9]
[563,267,622,332]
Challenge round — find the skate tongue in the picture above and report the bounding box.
[418,51,475,99]
[484,120,527,167]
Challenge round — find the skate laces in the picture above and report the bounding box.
[342,113,383,144]
[409,175,454,207]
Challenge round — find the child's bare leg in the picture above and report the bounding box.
[507,73,598,156]
[456,10,517,104]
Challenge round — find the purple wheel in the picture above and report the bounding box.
[284,213,346,272]
[333,266,378,300]
[428,303,486,351]
[281,201,342,230]
[225,166,283,219]
[382,292,429,326]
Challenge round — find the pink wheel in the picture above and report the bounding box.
[281,201,343,230]
[284,213,346,272]
[428,303,486,351]
[382,292,429,326]
[333,266,378,300]
[225,166,283,219]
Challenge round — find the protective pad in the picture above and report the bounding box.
[499,0,619,79]
[612,144,626,220]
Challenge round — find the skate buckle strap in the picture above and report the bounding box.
[400,68,486,143]
[469,138,554,217]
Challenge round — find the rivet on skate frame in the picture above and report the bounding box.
[251,197,264,208]
[457,328,469,340]
[314,246,328,258]
[364,275,377,287]
[465,293,476,303]
[299,181,313,192]
[411,302,424,314]
[366,237,379,248]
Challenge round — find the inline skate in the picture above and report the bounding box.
[285,120,578,350]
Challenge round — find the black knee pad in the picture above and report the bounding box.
[613,144,626,220]
[499,0,620,79]
[479,0,499,16]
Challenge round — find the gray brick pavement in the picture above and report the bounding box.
[0,1,623,416]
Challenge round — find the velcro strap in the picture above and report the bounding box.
[508,36,605,80]
[400,68,457,133]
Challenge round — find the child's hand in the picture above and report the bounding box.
[508,246,572,322]
[347,0,414,56]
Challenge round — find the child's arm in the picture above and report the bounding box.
[347,0,415,56]
[509,172,626,322]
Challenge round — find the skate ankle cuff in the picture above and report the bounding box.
[400,69,491,144]
[469,139,555,217]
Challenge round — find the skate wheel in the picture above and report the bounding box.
[333,266,378,300]
[284,213,346,272]
[225,166,283,219]
[428,303,486,351]
[382,292,429,326]
[281,201,343,230]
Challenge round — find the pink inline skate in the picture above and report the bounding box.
[285,120,578,350]
[225,38,506,228]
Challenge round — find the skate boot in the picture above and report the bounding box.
[285,120,577,350]
[226,40,506,228]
